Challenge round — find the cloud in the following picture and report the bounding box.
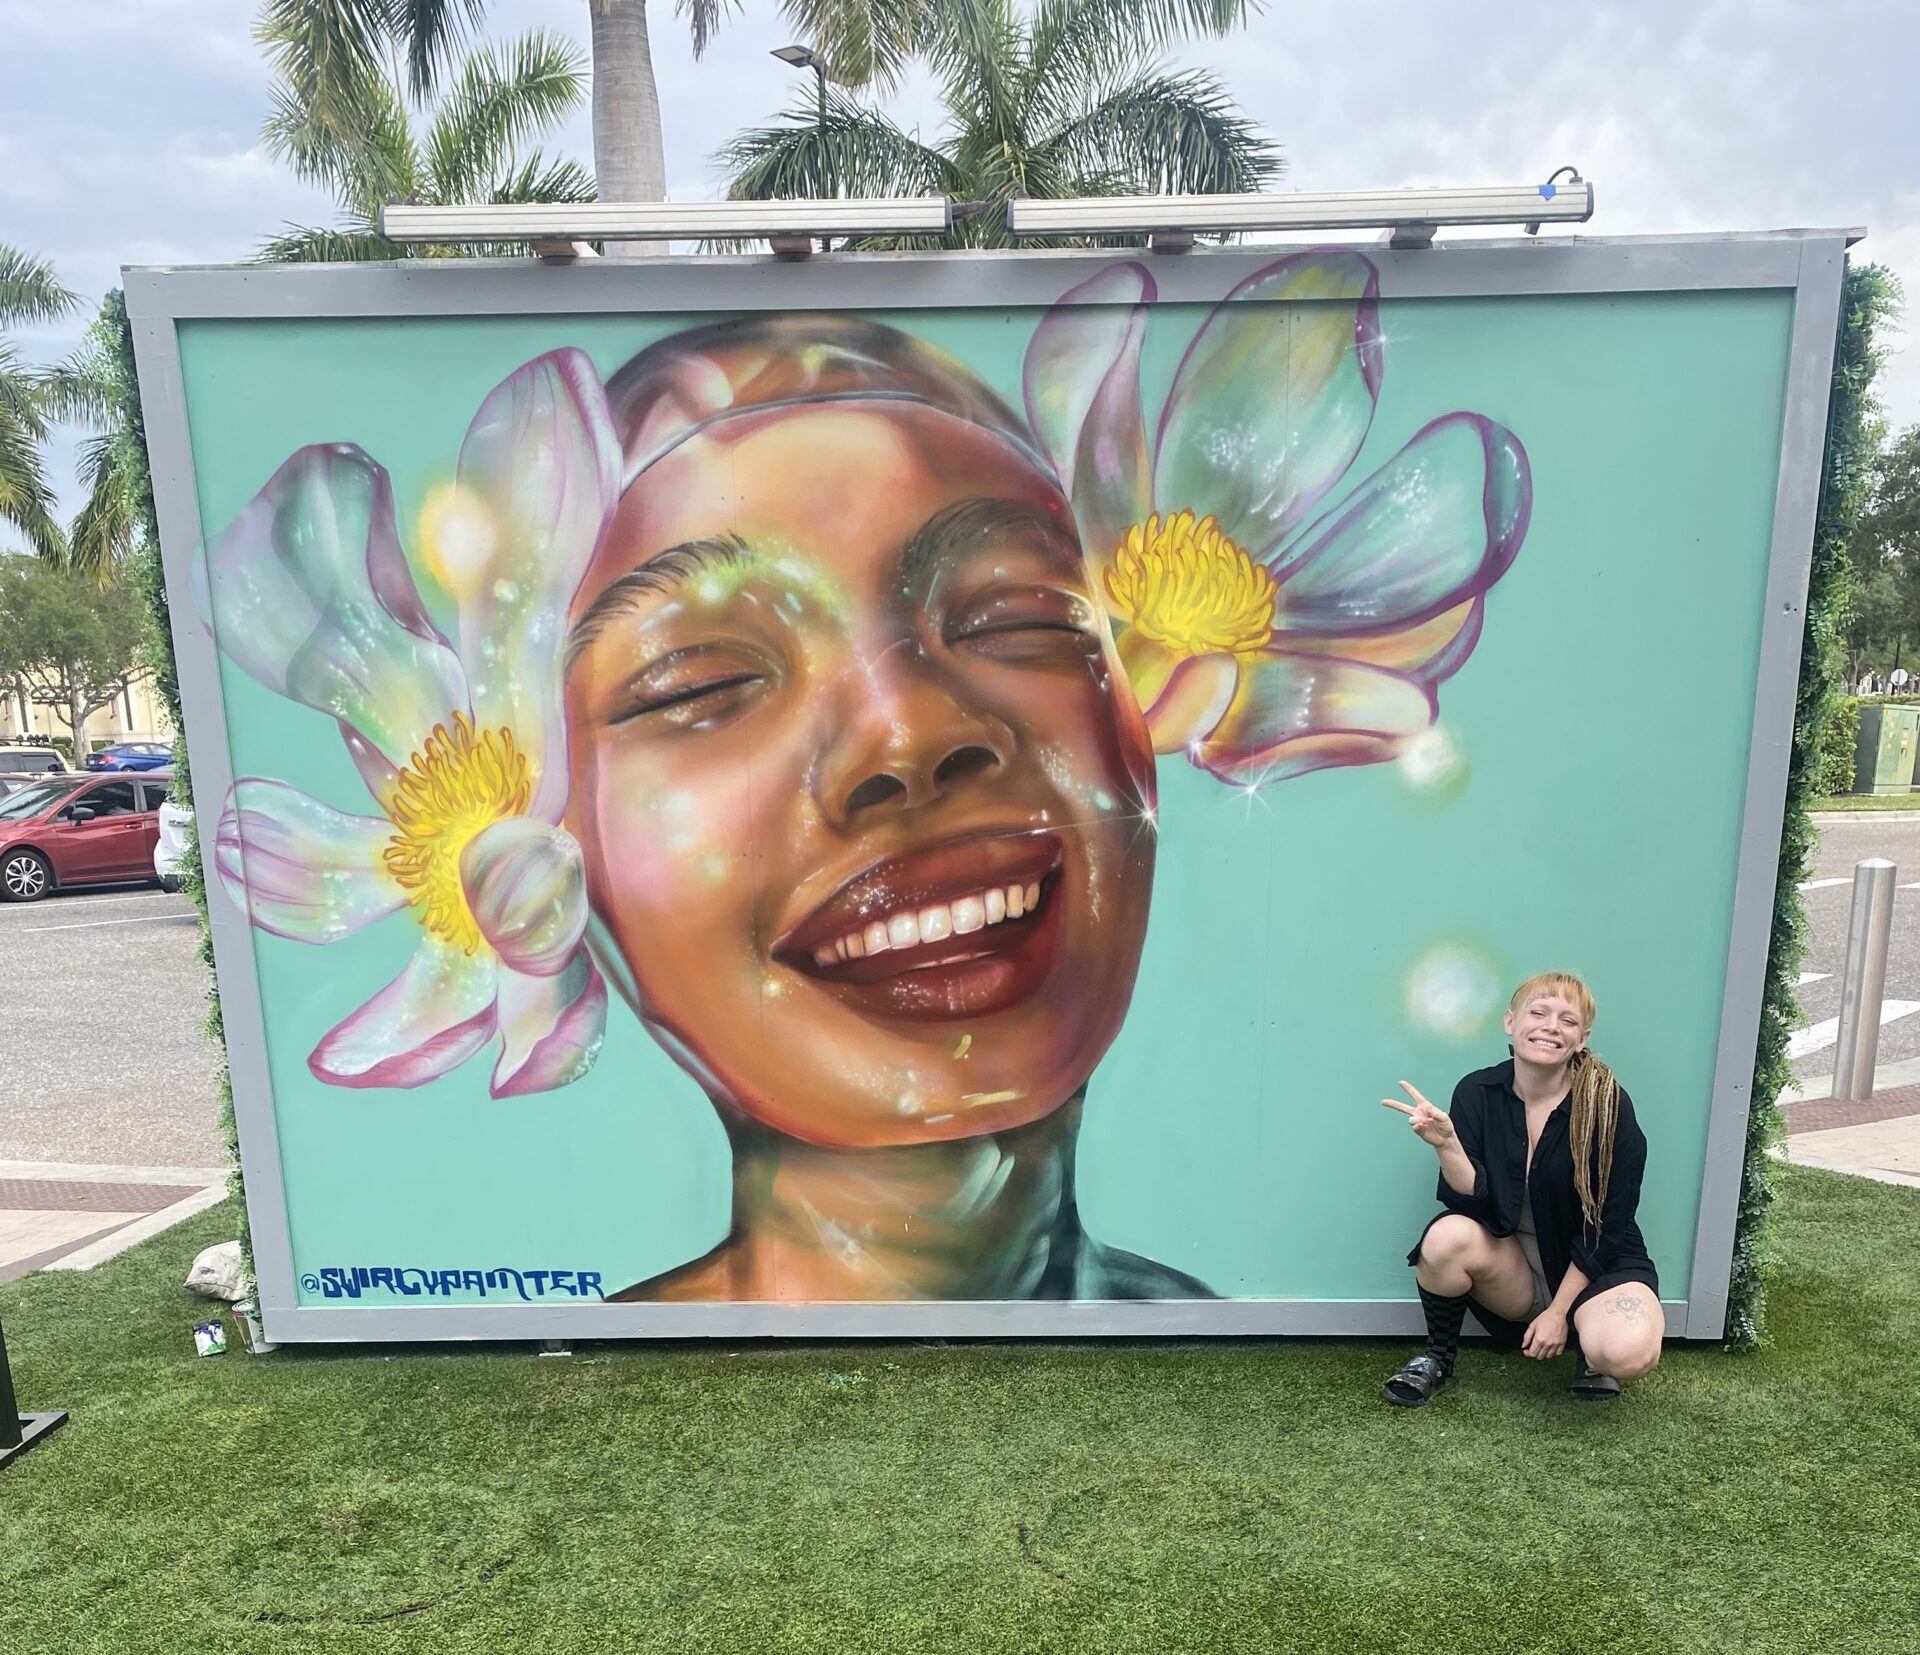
[2,0,1914,543]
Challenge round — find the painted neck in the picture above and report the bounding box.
[717,1095,1087,1300]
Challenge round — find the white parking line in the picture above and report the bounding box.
[1788,1000,1920,1060]
[0,891,176,916]
[1799,878,1852,891]
[22,912,194,933]
[1796,972,1830,986]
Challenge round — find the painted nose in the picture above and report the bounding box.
[816,667,1014,828]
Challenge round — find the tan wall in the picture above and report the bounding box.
[0,672,175,751]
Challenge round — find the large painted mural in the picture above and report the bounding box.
[163,243,1805,1321]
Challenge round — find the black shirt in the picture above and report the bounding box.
[1407,1058,1659,1302]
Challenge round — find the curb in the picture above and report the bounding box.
[1811,810,1920,824]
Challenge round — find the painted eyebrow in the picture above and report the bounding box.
[898,497,1082,589]
[566,534,754,666]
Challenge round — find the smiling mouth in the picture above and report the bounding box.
[775,832,1065,1021]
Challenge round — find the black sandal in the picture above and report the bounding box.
[1570,1353,1621,1402]
[1383,1354,1452,1407]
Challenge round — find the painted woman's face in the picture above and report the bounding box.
[564,401,1157,1147]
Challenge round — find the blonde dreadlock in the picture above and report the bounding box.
[1510,972,1620,1237]
[1566,1046,1621,1238]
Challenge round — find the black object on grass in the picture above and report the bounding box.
[0,1314,67,1470]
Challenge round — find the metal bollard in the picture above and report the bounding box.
[1833,858,1899,1102]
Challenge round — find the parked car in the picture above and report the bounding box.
[0,768,175,901]
[155,797,193,892]
[86,741,174,772]
[0,743,66,778]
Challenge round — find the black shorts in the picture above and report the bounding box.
[1468,1265,1662,1349]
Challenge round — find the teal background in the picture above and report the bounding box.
[171,281,1796,1307]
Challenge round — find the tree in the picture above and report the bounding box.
[718,0,1275,249]
[1844,424,1920,684]
[0,556,149,761]
[259,29,595,261]
[0,246,80,562]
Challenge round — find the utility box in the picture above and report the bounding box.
[1853,703,1919,795]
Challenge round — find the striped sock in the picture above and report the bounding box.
[1418,1285,1471,1376]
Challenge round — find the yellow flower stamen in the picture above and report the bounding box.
[383,713,531,953]
[1103,510,1277,659]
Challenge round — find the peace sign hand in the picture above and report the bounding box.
[1380,1081,1457,1149]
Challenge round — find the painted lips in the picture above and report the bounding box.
[775,831,1065,1021]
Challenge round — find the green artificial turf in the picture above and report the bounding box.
[2,1166,1916,1654]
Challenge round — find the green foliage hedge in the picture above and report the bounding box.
[1730,262,1900,1348]
[1816,695,1862,796]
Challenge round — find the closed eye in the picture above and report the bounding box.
[612,671,765,728]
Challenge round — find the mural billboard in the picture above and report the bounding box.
[127,231,1844,1340]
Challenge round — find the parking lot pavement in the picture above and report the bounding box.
[1793,814,1920,1083]
[0,884,224,1166]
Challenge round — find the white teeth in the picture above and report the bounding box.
[807,877,1047,968]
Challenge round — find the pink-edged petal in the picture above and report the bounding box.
[490,949,607,1097]
[433,349,620,822]
[1024,262,1156,574]
[308,938,497,1090]
[1190,649,1435,786]
[1269,413,1531,633]
[1278,596,1485,685]
[460,816,588,978]
[1154,251,1383,558]
[1115,631,1240,754]
[203,445,469,778]
[214,778,405,945]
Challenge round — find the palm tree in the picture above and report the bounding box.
[259,30,595,261]
[718,0,1277,248]
[0,246,79,561]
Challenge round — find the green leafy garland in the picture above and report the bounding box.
[100,291,250,1279]
[1727,260,1899,1348]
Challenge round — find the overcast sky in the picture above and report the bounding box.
[2,0,1914,545]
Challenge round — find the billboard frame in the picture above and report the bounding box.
[125,229,1847,1343]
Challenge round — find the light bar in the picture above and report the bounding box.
[1007,182,1595,243]
[377,198,953,246]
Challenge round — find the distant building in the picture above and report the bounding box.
[0,673,175,754]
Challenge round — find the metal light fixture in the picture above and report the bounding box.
[1007,179,1596,250]
[377,198,953,257]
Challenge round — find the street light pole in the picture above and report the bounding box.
[772,45,834,246]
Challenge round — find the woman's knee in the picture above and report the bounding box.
[1418,1215,1488,1268]
[1587,1334,1660,1382]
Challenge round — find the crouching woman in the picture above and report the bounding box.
[1382,972,1662,1406]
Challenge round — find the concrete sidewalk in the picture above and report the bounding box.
[1780,1056,1920,1188]
[0,1160,228,1284]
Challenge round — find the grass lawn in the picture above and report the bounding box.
[1812,793,1920,811]
[2,1167,1916,1654]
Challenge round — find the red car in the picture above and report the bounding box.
[0,769,175,901]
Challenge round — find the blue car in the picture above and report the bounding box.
[86,742,175,772]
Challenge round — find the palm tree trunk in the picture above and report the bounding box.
[586,0,669,259]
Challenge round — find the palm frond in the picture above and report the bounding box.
[263,62,418,212]
[254,0,394,146]
[491,152,597,206]
[1028,0,1257,91]
[424,30,587,203]
[0,246,80,327]
[388,0,489,100]
[0,397,66,560]
[719,93,961,206]
[256,224,402,264]
[771,0,933,90]
[66,433,134,582]
[1043,67,1281,199]
[677,0,743,59]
